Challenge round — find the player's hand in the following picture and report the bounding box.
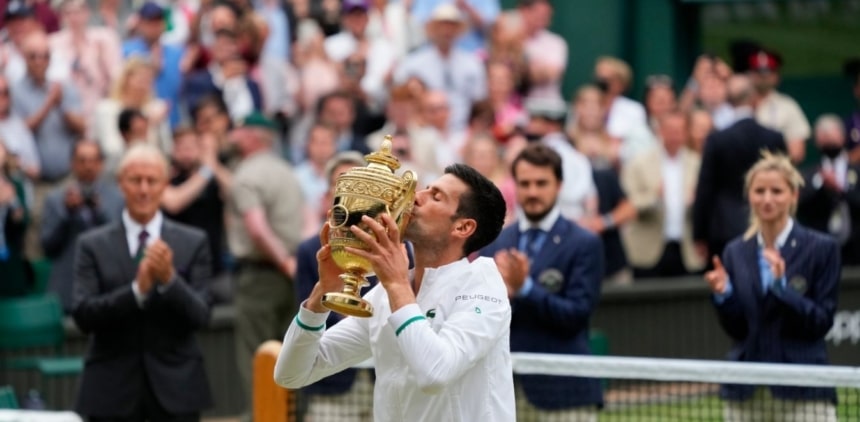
[704,256,728,294]
[346,214,410,292]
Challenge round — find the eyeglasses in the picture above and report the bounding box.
[26,52,50,61]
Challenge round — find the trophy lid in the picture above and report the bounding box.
[365,135,401,172]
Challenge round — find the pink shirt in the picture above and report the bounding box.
[524,30,568,100]
[49,28,123,118]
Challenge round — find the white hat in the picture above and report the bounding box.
[429,3,464,23]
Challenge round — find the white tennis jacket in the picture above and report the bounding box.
[274,257,516,422]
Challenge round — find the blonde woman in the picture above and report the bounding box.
[91,58,171,174]
[704,152,839,422]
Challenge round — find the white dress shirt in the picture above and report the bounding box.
[661,151,685,240]
[606,96,647,139]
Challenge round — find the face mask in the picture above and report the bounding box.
[819,145,843,159]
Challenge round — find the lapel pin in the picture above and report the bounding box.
[553,235,561,244]
[791,239,796,248]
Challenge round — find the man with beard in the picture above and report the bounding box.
[480,143,603,421]
[274,164,515,421]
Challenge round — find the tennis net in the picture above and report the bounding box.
[285,353,860,421]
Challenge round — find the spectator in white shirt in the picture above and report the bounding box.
[394,3,486,131]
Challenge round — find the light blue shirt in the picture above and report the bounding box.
[411,0,500,53]
[514,206,561,297]
[714,219,793,303]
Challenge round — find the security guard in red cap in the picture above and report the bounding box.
[748,49,811,164]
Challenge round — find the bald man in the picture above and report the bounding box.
[72,143,213,421]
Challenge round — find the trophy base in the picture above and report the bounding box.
[322,292,374,318]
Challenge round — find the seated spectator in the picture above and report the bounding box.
[92,58,171,168]
[41,141,123,312]
[487,61,526,140]
[520,0,566,100]
[0,142,30,297]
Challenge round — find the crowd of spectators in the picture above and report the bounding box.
[0,0,857,296]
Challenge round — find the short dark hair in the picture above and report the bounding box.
[118,108,146,136]
[445,163,506,256]
[511,143,563,182]
[191,95,230,122]
[71,140,105,161]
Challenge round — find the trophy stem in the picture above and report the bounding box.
[321,272,374,318]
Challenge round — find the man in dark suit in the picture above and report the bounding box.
[693,74,787,263]
[798,114,860,266]
[42,141,124,313]
[72,143,213,421]
[480,143,603,419]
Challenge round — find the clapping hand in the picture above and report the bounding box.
[493,249,529,299]
[145,239,175,284]
[704,256,728,294]
[761,248,785,280]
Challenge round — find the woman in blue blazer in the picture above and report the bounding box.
[704,152,840,422]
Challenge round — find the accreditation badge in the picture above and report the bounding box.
[538,269,564,293]
[789,275,808,295]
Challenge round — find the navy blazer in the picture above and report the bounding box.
[480,217,604,410]
[294,234,414,396]
[183,69,263,118]
[693,118,786,252]
[713,223,840,402]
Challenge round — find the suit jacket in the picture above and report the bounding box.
[693,118,786,252]
[622,147,703,271]
[41,179,124,313]
[797,161,860,266]
[184,69,263,117]
[293,234,414,395]
[480,217,603,410]
[0,176,29,297]
[72,218,213,417]
[713,224,839,402]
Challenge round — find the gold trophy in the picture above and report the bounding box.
[323,135,417,317]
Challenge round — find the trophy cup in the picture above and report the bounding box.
[323,135,418,317]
